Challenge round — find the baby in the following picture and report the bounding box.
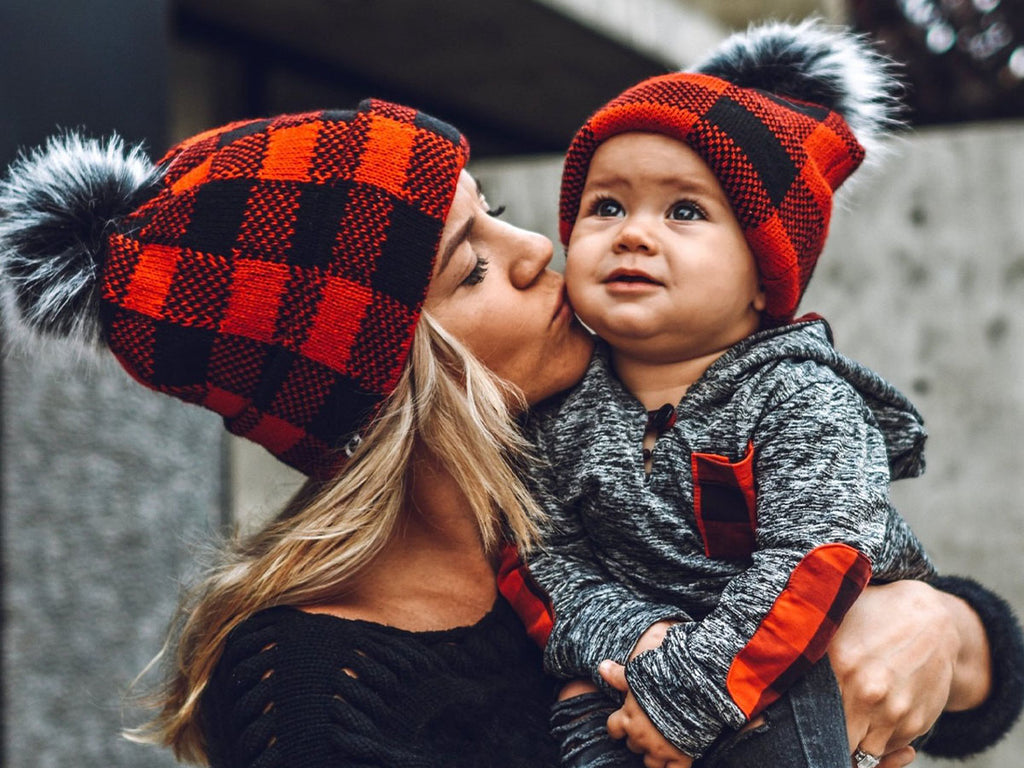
[526,20,935,768]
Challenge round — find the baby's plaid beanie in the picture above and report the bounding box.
[0,98,469,476]
[559,20,901,326]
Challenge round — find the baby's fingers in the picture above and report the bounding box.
[606,707,628,741]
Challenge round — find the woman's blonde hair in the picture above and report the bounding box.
[128,312,544,763]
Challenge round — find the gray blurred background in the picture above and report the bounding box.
[2,1,1022,766]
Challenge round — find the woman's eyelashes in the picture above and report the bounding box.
[459,202,503,287]
[461,255,489,287]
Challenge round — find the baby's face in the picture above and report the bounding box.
[565,132,765,365]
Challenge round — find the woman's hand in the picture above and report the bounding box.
[829,580,992,761]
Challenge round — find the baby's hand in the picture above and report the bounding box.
[599,660,693,768]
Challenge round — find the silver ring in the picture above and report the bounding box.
[853,748,881,768]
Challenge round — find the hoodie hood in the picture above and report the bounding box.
[697,316,926,480]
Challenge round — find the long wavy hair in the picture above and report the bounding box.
[127,312,544,763]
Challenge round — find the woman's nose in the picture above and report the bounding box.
[510,226,554,289]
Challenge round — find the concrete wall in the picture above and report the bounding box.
[0,3,202,766]
[473,120,1024,765]
[806,122,1024,767]
[2,351,223,768]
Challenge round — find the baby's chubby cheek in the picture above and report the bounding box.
[563,274,593,319]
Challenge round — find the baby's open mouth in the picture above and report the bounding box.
[612,275,655,282]
[605,270,661,285]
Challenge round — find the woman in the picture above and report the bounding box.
[0,99,1018,768]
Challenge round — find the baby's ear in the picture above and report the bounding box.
[752,285,767,313]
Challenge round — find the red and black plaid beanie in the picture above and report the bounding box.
[559,21,900,326]
[0,99,468,477]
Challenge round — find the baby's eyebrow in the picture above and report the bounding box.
[671,177,721,197]
[582,171,633,190]
[649,176,719,198]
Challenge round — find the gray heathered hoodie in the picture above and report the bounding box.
[525,318,935,757]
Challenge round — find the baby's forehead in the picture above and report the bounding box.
[584,132,725,193]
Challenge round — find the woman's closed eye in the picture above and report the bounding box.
[668,200,706,221]
[461,255,489,287]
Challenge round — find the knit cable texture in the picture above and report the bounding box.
[201,600,559,768]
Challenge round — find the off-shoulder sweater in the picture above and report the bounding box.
[201,597,560,768]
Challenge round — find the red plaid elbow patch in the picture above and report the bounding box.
[726,543,871,718]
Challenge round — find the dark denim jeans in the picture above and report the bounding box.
[551,657,848,768]
[698,657,848,768]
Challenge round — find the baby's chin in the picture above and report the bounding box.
[580,309,667,347]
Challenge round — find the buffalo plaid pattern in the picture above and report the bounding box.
[726,543,871,718]
[559,73,865,326]
[101,99,468,477]
[497,543,555,648]
[691,442,757,560]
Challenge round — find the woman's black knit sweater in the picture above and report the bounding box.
[201,597,561,768]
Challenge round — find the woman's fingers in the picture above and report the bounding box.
[842,656,946,753]
[855,728,896,766]
[875,745,916,768]
[831,582,958,753]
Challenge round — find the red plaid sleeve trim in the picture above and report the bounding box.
[497,543,554,648]
[726,543,871,718]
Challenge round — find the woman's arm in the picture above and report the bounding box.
[828,577,1024,761]
[922,575,1024,757]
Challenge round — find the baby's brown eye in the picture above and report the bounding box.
[668,201,705,221]
[594,198,623,217]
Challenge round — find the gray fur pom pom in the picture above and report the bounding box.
[0,133,160,347]
[694,18,903,162]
